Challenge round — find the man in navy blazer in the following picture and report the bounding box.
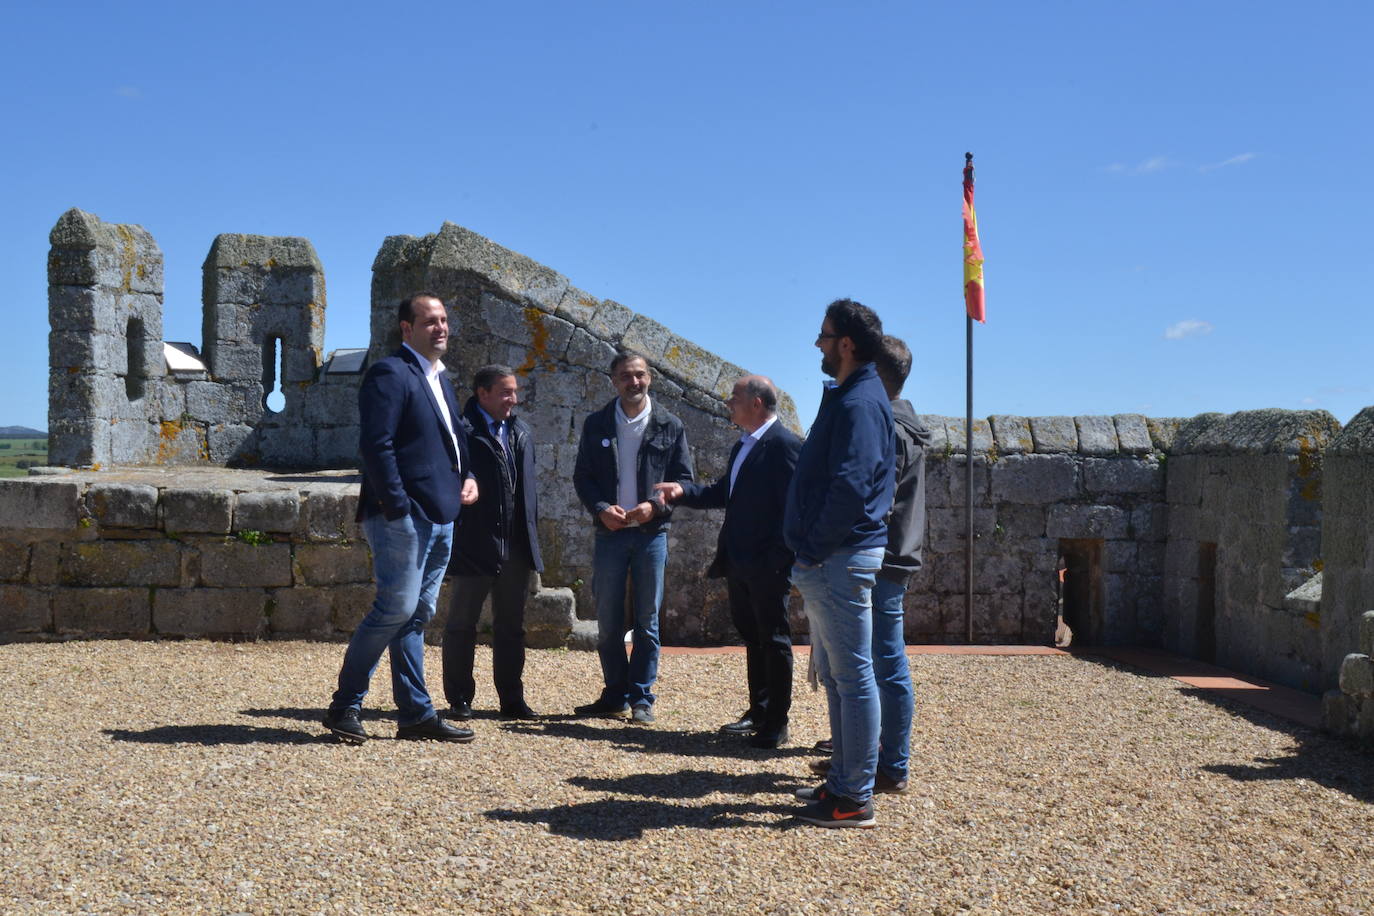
[323,291,479,745]
[655,375,801,748]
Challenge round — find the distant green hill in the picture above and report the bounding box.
[0,426,46,438]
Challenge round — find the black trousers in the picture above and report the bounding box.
[725,566,794,732]
[442,547,533,709]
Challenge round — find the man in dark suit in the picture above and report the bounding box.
[323,291,479,745]
[655,375,802,748]
[442,364,544,720]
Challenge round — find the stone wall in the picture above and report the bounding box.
[1320,407,1374,740]
[0,469,576,647]
[910,414,1166,645]
[48,209,360,469]
[1160,410,1338,691]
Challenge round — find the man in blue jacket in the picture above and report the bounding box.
[785,299,894,828]
[443,365,544,720]
[323,291,479,745]
[572,351,694,724]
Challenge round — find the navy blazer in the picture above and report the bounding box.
[356,347,472,525]
[677,419,801,578]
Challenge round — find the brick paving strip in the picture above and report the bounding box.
[662,643,1322,729]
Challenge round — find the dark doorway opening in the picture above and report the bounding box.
[1058,538,1104,645]
[1196,542,1218,663]
[125,317,146,401]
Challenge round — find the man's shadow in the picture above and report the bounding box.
[102,707,394,746]
[485,768,805,840]
[502,717,814,761]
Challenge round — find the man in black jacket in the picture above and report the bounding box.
[572,351,694,724]
[655,375,801,748]
[442,365,544,720]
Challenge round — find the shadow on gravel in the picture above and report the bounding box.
[103,724,325,745]
[501,718,814,760]
[1199,735,1374,804]
[565,768,802,799]
[239,707,395,723]
[484,797,799,840]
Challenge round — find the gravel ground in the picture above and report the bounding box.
[2,641,1371,915]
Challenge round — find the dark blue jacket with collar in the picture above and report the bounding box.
[450,397,544,577]
[573,397,694,534]
[356,347,473,525]
[783,362,895,566]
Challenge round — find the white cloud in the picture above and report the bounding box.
[1104,156,1175,176]
[115,86,141,99]
[1163,319,1213,340]
[1199,152,1257,172]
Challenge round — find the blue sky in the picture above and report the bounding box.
[2,1,1370,434]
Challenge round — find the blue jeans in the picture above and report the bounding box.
[330,512,453,726]
[793,547,883,803]
[592,527,667,708]
[871,576,913,780]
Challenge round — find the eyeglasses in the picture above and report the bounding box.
[815,333,840,343]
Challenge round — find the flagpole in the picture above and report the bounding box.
[965,309,974,643]
[961,150,980,645]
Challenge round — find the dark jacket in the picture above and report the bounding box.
[783,362,894,566]
[879,398,931,584]
[356,347,472,525]
[573,398,694,534]
[449,398,544,577]
[677,418,802,578]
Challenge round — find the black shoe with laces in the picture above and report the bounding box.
[574,698,631,718]
[322,707,368,744]
[396,715,475,743]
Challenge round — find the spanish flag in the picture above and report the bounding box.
[963,153,986,323]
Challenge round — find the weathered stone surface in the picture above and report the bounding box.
[0,480,82,530]
[1029,416,1077,454]
[60,541,181,587]
[301,488,360,540]
[0,541,31,581]
[207,425,258,465]
[919,417,950,458]
[331,584,376,632]
[1363,610,1374,657]
[1338,653,1374,696]
[1075,416,1119,456]
[293,543,371,586]
[989,415,1033,454]
[565,328,618,372]
[989,454,1079,505]
[944,418,993,455]
[1114,415,1153,455]
[587,299,635,341]
[234,491,300,533]
[554,286,600,328]
[1327,405,1374,456]
[1174,409,1340,456]
[1046,504,1129,539]
[1130,503,1168,541]
[1082,458,1163,495]
[526,587,577,649]
[198,542,292,588]
[267,587,333,635]
[0,586,51,632]
[162,488,233,533]
[154,587,267,637]
[53,587,150,635]
[89,483,159,529]
[620,315,672,361]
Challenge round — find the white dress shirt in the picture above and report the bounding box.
[402,343,461,472]
[730,414,777,496]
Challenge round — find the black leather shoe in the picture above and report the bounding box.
[574,698,631,718]
[450,700,473,721]
[750,726,789,749]
[322,707,367,744]
[499,701,538,720]
[719,715,757,735]
[397,715,475,743]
